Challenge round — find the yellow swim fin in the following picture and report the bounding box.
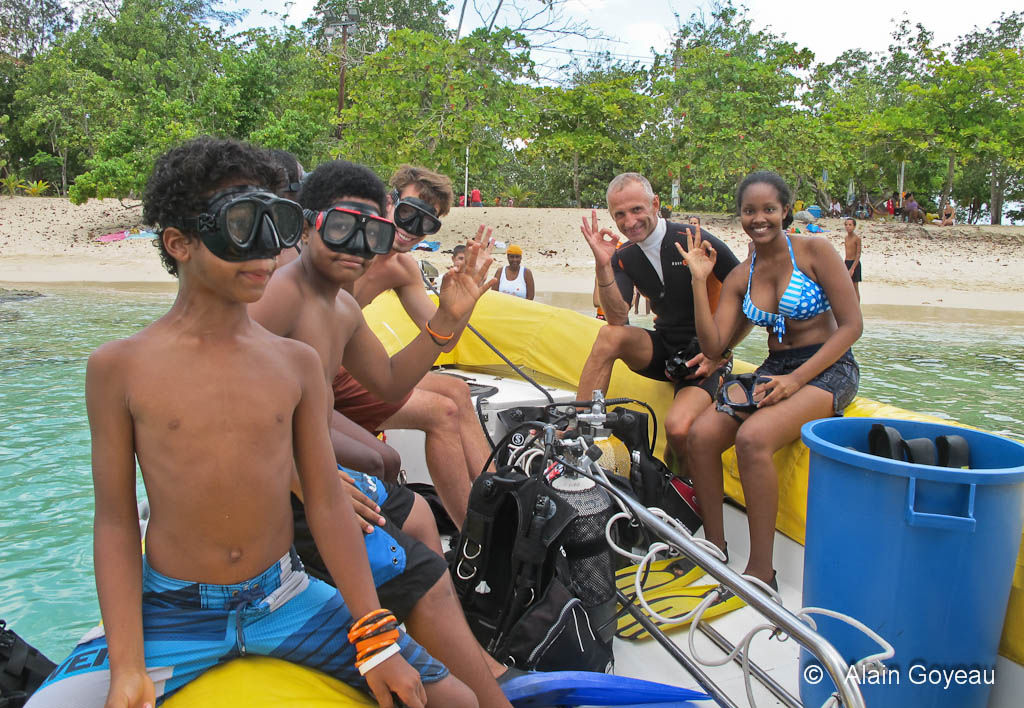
[615,581,745,641]
[614,556,706,595]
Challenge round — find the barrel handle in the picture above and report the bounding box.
[905,477,977,532]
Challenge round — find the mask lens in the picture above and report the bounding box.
[270,202,303,246]
[419,214,441,235]
[224,201,258,246]
[323,210,358,244]
[722,379,752,407]
[394,202,419,227]
[364,219,396,252]
[394,201,441,236]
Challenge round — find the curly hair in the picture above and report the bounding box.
[143,137,284,276]
[390,165,454,217]
[267,149,304,197]
[736,170,794,229]
[297,160,386,214]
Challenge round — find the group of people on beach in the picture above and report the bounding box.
[28,139,863,708]
[839,190,956,226]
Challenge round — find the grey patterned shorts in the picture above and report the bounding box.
[755,344,859,415]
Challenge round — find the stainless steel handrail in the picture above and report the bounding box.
[697,620,803,708]
[609,480,866,708]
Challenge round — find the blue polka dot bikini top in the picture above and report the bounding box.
[742,235,830,342]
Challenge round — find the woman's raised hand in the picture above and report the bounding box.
[674,226,716,280]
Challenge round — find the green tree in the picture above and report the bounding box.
[311,0,452,56]
[222,26,336,164]
[885,13,1024,223]
[42,0,238,202]
[0,0,73,60]
[646,2,814,211]
[529,62,651,207]
[338,28,533,183]
[13,46,99,195]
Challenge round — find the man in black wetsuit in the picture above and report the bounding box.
[579,172,742,466]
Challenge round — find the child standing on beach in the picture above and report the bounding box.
[28,138,471,708]
[844,217,862,301]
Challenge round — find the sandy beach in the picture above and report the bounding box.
[1,196,1022,312]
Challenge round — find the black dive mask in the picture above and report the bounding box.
[717,373,772,413]
[304,201,396,259]
[182,186,303,261]
[391,190,442,237]
[664,340,704,381]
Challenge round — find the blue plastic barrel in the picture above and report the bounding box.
[799,417,1024,708]
[806,204,823,218]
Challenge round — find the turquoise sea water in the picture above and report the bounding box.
[2,286,1023,660]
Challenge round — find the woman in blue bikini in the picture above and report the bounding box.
[677,171,863,588]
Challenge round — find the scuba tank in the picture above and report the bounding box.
[549,473,617,644]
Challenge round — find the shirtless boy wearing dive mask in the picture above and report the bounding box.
[248,160,512,708]
[333,165,499,528]
[267,149,407,485]
[29,138,460,708]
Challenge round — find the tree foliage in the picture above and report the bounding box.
[529,63,652,207]
[337,28,533,182]
[2,0,1022,224]
[0,0,73,61]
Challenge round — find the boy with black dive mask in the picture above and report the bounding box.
[336,165,499,529]
[28,138,461,708]
[248,160,513,708]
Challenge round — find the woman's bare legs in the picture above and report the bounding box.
[731,386,833,582]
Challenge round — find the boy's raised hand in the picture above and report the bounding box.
[105,669,155,708]
[581,210,619,266]
[364,653,427,708]
[674,226,716,281]
[436,224,498,323]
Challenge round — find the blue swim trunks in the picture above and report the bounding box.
[292,468,448,621]
[27,548,448,707]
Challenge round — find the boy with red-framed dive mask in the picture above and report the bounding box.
[343,165,502,532]
[249,159,512,708]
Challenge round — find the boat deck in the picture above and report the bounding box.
[385,368,1024,707]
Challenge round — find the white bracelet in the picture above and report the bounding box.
[357,642,401,675]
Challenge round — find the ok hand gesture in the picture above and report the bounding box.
[581,210,620,267]
[674,226,716,281]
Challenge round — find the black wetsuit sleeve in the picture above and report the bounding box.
[705,231,741,281]
[611,252,637,305]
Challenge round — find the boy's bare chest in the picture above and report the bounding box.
[292,302,356,377]
[128,353,299,439]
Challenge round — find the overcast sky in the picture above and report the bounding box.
[231,0,1013,68]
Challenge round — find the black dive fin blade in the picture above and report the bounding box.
[868,424,904,459]
[901,437,937,466]
[936,434,970,468]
